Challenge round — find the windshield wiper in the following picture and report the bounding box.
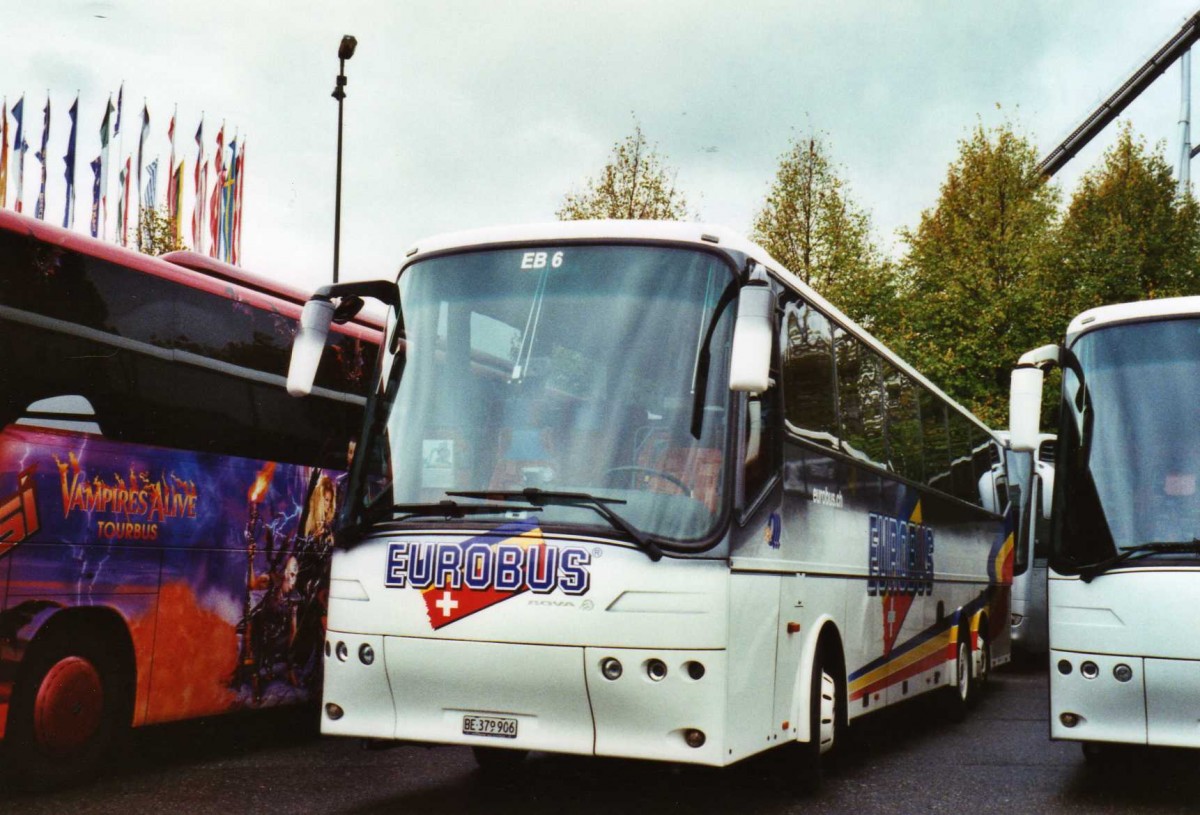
[337,498,542,548]
[1078,539,1200,582]
[448,488,663,562]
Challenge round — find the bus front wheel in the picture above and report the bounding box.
[794,652,838,794]
[4,628,130,789]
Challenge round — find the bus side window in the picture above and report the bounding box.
[15,395,102,435]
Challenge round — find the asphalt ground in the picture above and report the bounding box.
[5,659,1200,814]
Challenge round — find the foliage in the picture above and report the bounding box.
[894,123,1060,426]
[140,206,187,256]
[1046,124,1200,321]
[557,124,690,221]
[751,135,896,329]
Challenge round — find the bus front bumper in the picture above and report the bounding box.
[320,631,728,765]
[1051,650,1200,747]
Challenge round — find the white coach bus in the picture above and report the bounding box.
[1009,296,1200,759]
[288,221,1013,785]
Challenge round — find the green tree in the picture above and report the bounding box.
[1048,124,1200,321]
[896,123,1060,425]
[140,206,187,256]
[557,124,690,220]
[751,135,895,329]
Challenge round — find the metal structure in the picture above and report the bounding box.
[332,35,358,284]
[1037,11,1200,179]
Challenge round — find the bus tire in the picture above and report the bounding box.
[970,623,990,704]
[4,626,132,789]
[942,630,971,723]
[472,746,529,781]
[794,651,838,794]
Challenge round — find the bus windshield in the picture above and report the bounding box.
[1055,317,1200,569]
[347,244,737,547]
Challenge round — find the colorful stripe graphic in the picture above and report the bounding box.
[848,591,990,702]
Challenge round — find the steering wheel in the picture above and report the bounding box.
[603,466,691,496]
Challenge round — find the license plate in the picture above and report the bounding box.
[462,714,518,739]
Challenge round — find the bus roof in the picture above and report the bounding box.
[402,220,779,267]
[1067,295,1200,341]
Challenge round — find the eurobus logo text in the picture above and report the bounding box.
[386,541,592,596]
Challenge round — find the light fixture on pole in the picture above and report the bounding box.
[332,34,357,284]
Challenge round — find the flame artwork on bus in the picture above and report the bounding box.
[289,221,1015,789]
[0,209,380,789]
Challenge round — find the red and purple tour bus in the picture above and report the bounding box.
[0,210,379,787]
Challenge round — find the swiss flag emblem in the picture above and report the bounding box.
[421,522,544,629]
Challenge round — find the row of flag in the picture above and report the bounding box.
[0,87,245,265]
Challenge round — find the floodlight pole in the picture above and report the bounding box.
[332,35,357,284]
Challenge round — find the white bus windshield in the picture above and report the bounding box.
[347,244,737,548]
[1055,317,1200,570]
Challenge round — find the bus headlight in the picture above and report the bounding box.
[359,644,375,665]
[1113,663,1133,683]
[1080,661,1099,680]
[646,659,668,682]
[601,657,623,680]
[335,641,349,662]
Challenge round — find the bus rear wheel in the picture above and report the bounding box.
[5,629,130,789]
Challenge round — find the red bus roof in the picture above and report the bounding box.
[0,209,383,339]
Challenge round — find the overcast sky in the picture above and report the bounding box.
[7,1,1200,293]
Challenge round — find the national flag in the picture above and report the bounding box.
[12,97,27,214]
[0,97,8,209]
[99,94,114,239]
[34,96,49,220]
[209,124,224,258]
[232,141,245,265]
[222,138,237,261]
[166,107,177,242]
[114,83,123,137]
[144,158,158,211]
[118,155,131,246]
[136,103,149,248]
[89,156,101,237]
[192,119,204,252]
[172,159,184,241]
[62,94,78,228]
[116,159,126,243]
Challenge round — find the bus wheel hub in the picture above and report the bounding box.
[34,656,104,755]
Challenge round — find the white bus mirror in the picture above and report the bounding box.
[729,284,773,393]
[1009,367,1044,452]
[288,298,335,397]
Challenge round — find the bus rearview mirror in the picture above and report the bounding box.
[1008,367,1044,452]
[729,284,773,393]
[288,298,336,397]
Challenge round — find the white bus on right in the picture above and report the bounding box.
[1009,296,1200,761]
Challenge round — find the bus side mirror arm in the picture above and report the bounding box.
[1009,344,1061,452]
[287,280,399,398]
